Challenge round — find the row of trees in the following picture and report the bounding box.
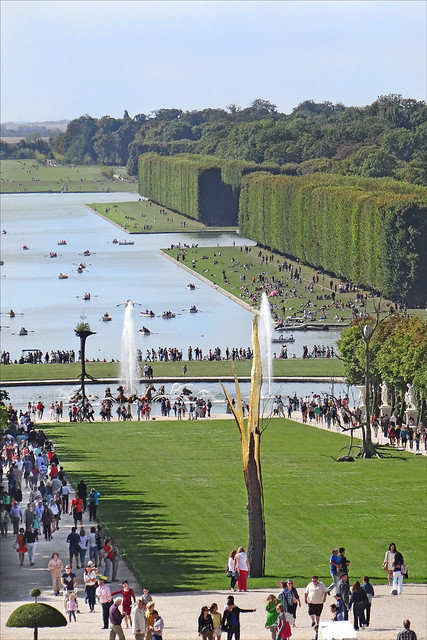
[338,315,426,424]
[3,95,425,185]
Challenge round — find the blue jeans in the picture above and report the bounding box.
[104,557,112,581]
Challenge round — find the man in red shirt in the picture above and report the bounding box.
[70,494,83,528]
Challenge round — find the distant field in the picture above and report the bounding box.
[0,159,138,193]
[89,200,225,234]
[164,246,424,326]
[0,358,344,382]
[43,418,427,591]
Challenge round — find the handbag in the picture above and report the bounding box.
[401,563,407,576]
[226,570,233,578]
[381,561,388,571]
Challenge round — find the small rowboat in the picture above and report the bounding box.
[139,327,150,335]
[162,311,176,319]
[49,252,58,258]
[22,245,29,250]
[140,310,155,318]
[57,240,67,245]
[189,306,198,313]
[7,310,15,318]
[112,239,119,244]
[83,250,91,256]
[58,273,69,279]
[82,293,91,301]
[18,327,28,336]
[118,240,134,245]
[272,335,295,343]
[187,283,196,290]
[101,313,112,321]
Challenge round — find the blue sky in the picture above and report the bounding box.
[1,0,426,122]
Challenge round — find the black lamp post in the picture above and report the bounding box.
[74,322,96,421]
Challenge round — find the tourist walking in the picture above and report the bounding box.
[131,599,147,640]
[265,594,279,639]
[198,605,214,640]
[391,545,405,595]
[383,542,396,586]
[16,527,27,565]
[48,552,64,595]
[96,577,112,629]
[221,600,256,640]
[83,560,98,612]
[361,576,375,627]
[66,526,81,569]
[304,575,327,627]
[109,596,126,640]
[209,603,222,640]
[88,487,101,521]
[327,548,341,593]
[61,564,78,613]
[397,619,417,640]
[23,526,36,565]
[150,609,164,640]
[235,546,250,591]
[347,581,368,631]
[226,550,238,591]
[112,580,136,628]
[335,573,350,620]
[277,579,300,625]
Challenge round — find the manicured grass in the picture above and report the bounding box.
[0,159,138,193]
[88,201,236,234]
[0,358,344,382]
[43,418,427,591]
[164,246,424,325]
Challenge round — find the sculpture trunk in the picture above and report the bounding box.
[221,316,266,577]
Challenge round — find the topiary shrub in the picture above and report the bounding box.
[6,602,67,640]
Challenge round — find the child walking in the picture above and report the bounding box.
[67,593,77,622]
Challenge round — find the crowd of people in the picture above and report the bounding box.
[0,412,421,640]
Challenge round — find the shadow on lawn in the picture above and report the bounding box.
[63,471,218,591]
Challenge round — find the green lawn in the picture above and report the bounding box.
[164,246,424,326]
[88,201,236,234]
[0,358,344,382]
[43,419,426,592]
[0,159,138,193]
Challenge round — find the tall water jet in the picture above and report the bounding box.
[119,300,139,396]
[259,292,273,394]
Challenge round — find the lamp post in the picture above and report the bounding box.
[74,321,96,421]
[363,323,373,449]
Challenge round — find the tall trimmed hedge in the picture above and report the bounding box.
[138,153,281,225]
[239,173,427,304]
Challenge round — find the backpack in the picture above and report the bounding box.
[89,491,96,504]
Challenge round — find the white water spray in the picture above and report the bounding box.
[259,292,273,394]
[119,301,139,395]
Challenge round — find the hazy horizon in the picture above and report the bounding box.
[1,1,426,122]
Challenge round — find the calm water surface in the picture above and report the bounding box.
[1,192,341,361]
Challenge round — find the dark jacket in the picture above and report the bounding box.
[198,613,214,633]
[221,606,253,630]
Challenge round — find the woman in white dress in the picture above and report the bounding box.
[383,543,396,586]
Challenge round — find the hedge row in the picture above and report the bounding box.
[138,153,281,225]
[238,173,427,304]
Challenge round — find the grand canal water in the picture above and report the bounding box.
[1,192,350,413]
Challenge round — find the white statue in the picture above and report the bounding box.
[404,383,417,410]
[356,385,366,406]
[380,381,389,406]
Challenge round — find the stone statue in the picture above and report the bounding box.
[404,383,417,410]
[356,385,366,406]
[380,381,389,406]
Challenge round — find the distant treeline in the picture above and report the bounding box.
[2,95,425,186]
[138,153,427,305]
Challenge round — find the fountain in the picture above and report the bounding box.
[259,292,273,394]
[119,300,139,396]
